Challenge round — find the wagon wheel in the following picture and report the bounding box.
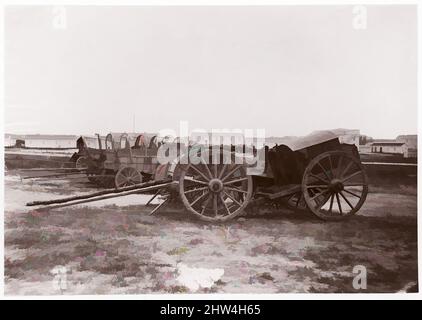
[302,150,368,221]
[286,192,308,211]
[115,167,142,188]
[179,151,253,222]
[76,156,89,169]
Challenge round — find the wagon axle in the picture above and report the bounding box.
[328,179,344,193]
[208,179,224,193]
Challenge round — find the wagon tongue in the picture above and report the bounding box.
[26,178,175,209]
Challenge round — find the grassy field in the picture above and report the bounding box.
[4,165,418,294]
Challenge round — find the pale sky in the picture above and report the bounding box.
[4,5,418,138]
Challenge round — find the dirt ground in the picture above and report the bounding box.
[4,169,418,295]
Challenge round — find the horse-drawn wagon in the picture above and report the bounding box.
[72,133,167,188]
[102,133,164,188]
[28,130,368,222]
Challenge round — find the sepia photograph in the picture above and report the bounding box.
[1,2,419,299]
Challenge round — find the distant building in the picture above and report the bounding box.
[396,135,417,148]
[4,134,16,147]
[359,134,417,158]
[371,140,408,156]
[396,135,417,158]
[23,134,78,148]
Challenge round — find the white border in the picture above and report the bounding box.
[0,0,420,300]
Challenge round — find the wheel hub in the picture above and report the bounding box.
[208,178,223,193]
[329,178,344,192]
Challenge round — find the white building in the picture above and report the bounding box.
[368,136,417,158]
[371,142,407,154]
[23,135,78,149]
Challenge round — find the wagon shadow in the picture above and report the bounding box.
[152,206,326,225]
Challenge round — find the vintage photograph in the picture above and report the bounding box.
[3,4,418,295]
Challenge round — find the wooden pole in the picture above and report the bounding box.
[145,189,161,206]
[18,168,85,172]
[31,181,177,211]
[148,197,170,215]
[31,175,90,181]
[27,178,174,206]
[23,172,87,179]
[6,158,74,164]
[30,174,115,181]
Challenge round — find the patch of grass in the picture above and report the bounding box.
[167,285,189,293]
[167,247,189,255]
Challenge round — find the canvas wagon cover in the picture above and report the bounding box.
[279,129,357,151]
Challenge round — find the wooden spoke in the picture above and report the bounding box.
[309,173,329,184]
[296,193,303,208]
[340,161,354,179]
[336,193,343,215]
[200,194,213,214]
[316,162,331,181]
[339,191,354,209]
[224,177,248,185]
[336,155,343,178]
[310,189,330,202]
[224,186,248,194]
[223,190,242,207]
[221,165,241,182]
[343,189,362,198]
[218,164,228,179]
[288,192,306,211]
[219,194,231,215]
[343,183,365,187]
[189,164,210,182]
[328,156,334,179]
[213,164,218,178]
[184,186,208,194]
[213,194,218,216]
[190,191,209,207]
[316,192,331,210]
[128,170,141,183]
[183,176,209,185]
[342,170,363,183]
[200,157,213,179]
[329,194,334,213]
[306,185,329,189]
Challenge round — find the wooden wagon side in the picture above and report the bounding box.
[102,133,166,188]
